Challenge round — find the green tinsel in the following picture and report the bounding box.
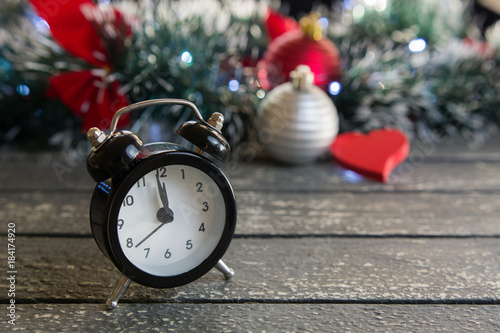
[116,0,265,149]
[328,0,500,145]
[0,0,499,150]
[0,0,266,149]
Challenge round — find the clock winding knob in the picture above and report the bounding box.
[176,113,230,162]
[87,127,107,148]
[208,113,224,131]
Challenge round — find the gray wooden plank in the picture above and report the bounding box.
[0,136,499,192]
[0,192,91,235]
[4,237,499,303]
[429,135,500,162]
[2,135,499,164]
[231,160,500,192]
[0,160,93,191]
[5,191,500,236]
[2,158,500,192]
[238,191,500,236]
[6,304,500,332]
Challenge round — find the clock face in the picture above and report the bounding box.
[115,164,227,277]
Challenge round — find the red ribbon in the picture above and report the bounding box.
[30,0,130,132]
[46,70,128,131]
[264,8,300,42]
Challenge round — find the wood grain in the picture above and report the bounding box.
[5,191,500,236]
[7,304,500,332]
[1,137,499,330]
[3,237,499,303]
[1,153,500,192]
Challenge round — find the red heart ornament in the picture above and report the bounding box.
[331,128,409,183]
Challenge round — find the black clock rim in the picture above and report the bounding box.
[105,151,237,288]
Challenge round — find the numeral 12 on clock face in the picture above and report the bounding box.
[116,164,226,277]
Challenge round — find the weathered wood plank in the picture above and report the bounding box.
[0,192,91,235]
[429,135,500,162]
[5,191,500,236]
[4,237,499,303]
[6,304,500,332]
[231,160,500,192]
[1,137,498,332]
[2,136,499,163]
[0,137,499,192]
[237,191,500,236]
[2,159,500,192]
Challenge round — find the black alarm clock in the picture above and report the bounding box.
[86,99,237,309]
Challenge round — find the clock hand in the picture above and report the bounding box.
[156,173,169,208]
[135,173,176,248]
[135,223,166,248]
[133,173,177,248]
[156,173,174,223]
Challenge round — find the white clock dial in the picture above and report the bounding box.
[116,164,226,276]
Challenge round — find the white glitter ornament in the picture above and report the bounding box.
[258,65,339,164]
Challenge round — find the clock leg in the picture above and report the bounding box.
[215,259,234,280]
[106,274,132,310]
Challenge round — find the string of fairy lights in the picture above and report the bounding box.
[0,0,499,149]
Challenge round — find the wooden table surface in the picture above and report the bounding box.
[1,137,499,332]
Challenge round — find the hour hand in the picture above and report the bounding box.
[156,173,174,223]
[156,173,169,208]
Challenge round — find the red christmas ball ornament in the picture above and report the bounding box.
[258,12,341,91]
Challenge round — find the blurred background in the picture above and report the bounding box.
[1,0,499,154]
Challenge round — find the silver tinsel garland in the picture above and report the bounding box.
[0,0,499,148]
[327,0,499,145]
